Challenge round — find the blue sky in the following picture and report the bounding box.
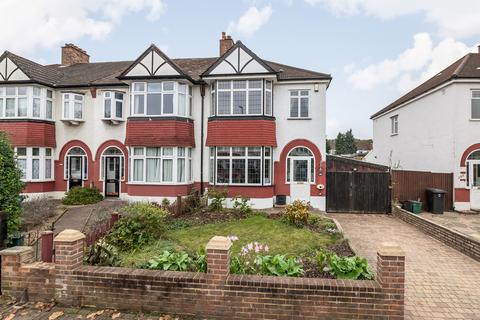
[2,0,480,138]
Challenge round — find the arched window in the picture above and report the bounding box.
[467,150,480,160]
[65,147,88,185]
[100,147,125,181]
[467,149,480,187]
[287,147,314,183]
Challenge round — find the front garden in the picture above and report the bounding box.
[86,189,374,280]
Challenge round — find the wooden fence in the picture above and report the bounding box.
[391,170,453,211]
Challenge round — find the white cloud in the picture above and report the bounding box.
[227,5,273,37]
[345,33,475,92]
[0,0,165,54]
[305,0,480,39]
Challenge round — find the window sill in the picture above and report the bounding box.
[469,119,480,122]
[22,179,55,183]
[102,118,125,125]
[287,117,311,120]
[61,119,84,125]
[126,182,193,186]
[391,133,399,136]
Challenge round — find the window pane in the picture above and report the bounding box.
[177,147,185,157]
[147,83,161,92]
[178,93,186,115]
[286,158,290,182]
[217,81,231,90]
[18,98,27,116]
[134,83,145,92]
[116,101,122,118]
[17,159,26,179]
[32,148,39,156]
[300,97,308,117]
[134,95,145,114]
[232,147,245,157]
[248,147,261,157]
[300,90,309,96]
[33,87,41,96]
[133,159,144,181]
[18,87,27,95]
[104,99,111,118]
[32,159,40,179]
[133,147,144,156]
[210,92,215,115]
[163,147,173,156]
[218,91,231,115]
[290,98,298,117]
[233,91,247,114]
[249,80,262,89]
[115,92,123,100]
[293,160,308,182]
[46,100,53,119]
[45,159,52,179]
[163,94,174,114]
[247,159,261,184]
[216,159,230,183]
[63,101,69,118]
[217,147,230,157]
[16,148,27,156]
[177,158,185,182]
[233,80,246,89]
[163,82,174,91]
[74,102,82,119]
[266,81,272,90]
[45,148,52,156]
[264,159,271,184]
[74,95,83,101]
[265,147,271,157]
[146,158,161,182]
[6,87,15,95]
[47,90,53,99]
[162,159,173,182]
[265,91,272,115]
[0,99,3,117]
[248,91,262,114]
[291,90,299,97]
[232,159,245,183]
[178,84,187,93]
[146,147,161,156]
[472,99,480,119]
[147,93,162,115]
[5,98,14,116]
[209,158,215,183]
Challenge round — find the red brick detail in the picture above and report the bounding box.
[62,44,89,66]
[23,181,55,193]
[455,188,470,202]
[55,140,94,192]
[208,185,274,198]
[0,121,56,147]
[93,140,128,193]
[460,143,480,166]
[206,119,277,147]
[125,119,195,147]
[127,184,193,197]
[275,139,325,197]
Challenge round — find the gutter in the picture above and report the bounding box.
[200,84,205,195]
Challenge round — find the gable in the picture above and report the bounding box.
[0,56,30,81]
[121,45,182,78]
[205,42,275,76]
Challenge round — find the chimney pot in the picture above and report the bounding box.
[61,44,89,66]
[219,32,234,56]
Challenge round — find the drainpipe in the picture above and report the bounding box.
[200,84,205,195]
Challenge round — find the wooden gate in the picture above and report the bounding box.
[326,156,391,213]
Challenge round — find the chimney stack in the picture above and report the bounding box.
[219,32,234,56]
[61,44,89,66]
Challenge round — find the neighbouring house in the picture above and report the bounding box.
[366,45,480,211]
[0,33,331,209]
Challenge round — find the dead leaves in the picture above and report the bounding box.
[4,314,15,320]
[48,311,64,320]
[86,310,104,319]
[111,312,121,319]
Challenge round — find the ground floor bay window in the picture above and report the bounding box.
[15,147,54,181]
[129,146,192,184]
[209,146,273,185]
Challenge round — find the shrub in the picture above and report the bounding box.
[207,187,227,212]
[0,132,25,237]
[21,197,59,231]
[232,196,252,215]
[326,254,374,280]
[146,250,193,271]
[193,248,207,273]
[62,186,103,205]
[84,242,122,267]
[255,254,304,277]
[183,188,204,214]
[105,203,168,251]
[284,200,311,227]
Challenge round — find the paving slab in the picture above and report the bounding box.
[331,213,480,320]
[419,211,480,242]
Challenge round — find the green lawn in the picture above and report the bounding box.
[119,215,340,267]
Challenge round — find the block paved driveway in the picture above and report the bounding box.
[330,213,480,320]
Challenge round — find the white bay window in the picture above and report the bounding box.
[62,93,84,121]
[103,91,124,120]
[0,86,54,120]
[15,147,54,181]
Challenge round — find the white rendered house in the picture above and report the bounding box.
[366,46,480,211]
[0,33,331,209]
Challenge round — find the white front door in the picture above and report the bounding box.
[290,158,311,202]
[469,160,480,210]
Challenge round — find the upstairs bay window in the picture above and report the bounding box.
[62,93,84,121]
[15,147,53,181]
[129,146,193,184]
[209,146,273,185]
[0,86,53,120]
[103,91,124,120]
[131,82,192,117]
[210,80,273,116]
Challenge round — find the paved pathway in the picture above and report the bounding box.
[420,211,480,242]
[331,213,480,320]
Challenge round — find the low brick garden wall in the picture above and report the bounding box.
[392,205,480,261]
[1,230,406,319]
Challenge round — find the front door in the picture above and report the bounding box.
[469,160,480,210]
[290,158,311,202]
[104,157,120,197]
[68,156,83,189]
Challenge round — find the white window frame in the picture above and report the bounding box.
[128,146,193,185]
[62,93,84,121]
[130,82,193,118]
[265,80,273,116]
[99,147,125,182]
[103,91,124,120]
[64,147,88,180]
[0,86,54,120]
[215,80,264,116]
[471,90,480,120]
[289,90,310,119]
[391,115,399,135]
[285,146,315,185]
[209,146,273,186]
[15,147,54,182]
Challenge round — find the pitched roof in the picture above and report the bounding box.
[371,52,480,119]
[0,46,331,87]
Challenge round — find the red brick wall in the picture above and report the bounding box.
[0,120,55,147]
[127,184,193,197]
[1,233,405,320]
[206,119,277,147]
[208,185,274,198]
[23,181,56,193]
[455,188,470,202]
[125,118,195,147]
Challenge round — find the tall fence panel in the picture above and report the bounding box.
[392,170,453,211]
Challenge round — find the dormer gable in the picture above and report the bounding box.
[0,52,30,81]
[119,44,188,79]
[203,41,276,77]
